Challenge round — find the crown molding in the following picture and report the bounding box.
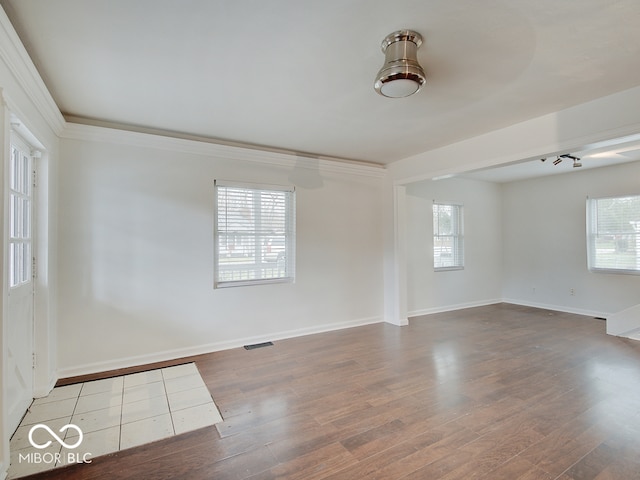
[61,122,387,179]
[0,7,65,135]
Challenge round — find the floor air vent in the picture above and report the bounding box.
[244,341,274,350]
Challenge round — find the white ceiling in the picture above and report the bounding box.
[3,0,640,169]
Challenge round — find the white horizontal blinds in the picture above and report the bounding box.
[9,139,33,287]
[433,202,464,270]
[587,195,640,273]
[215,181,295,287]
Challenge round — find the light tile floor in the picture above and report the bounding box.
[8,363,223,479]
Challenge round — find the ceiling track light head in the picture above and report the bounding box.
[549,153,582,168]
[374,30,426,98]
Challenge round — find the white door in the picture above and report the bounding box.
[6,135,35,435]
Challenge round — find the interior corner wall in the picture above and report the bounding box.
[501,160,640,316]
[56,134,385,376]
[405,177,503,316]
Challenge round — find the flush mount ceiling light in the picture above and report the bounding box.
[374,30,426,98]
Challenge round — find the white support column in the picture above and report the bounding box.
[384,182,408,326]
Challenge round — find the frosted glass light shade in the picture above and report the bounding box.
[379,78,421,98]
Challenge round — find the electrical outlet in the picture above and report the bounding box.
[570,288,575,296]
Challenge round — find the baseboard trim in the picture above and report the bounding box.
[57,316,382,379]
[408,299,502,319]
[408,298,610,321]
[501,298,610,319]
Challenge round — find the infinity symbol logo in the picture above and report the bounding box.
[28,424,84,449]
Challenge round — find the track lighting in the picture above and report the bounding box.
[559,154,581,167]
[548,153,582,168]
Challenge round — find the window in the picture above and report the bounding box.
[587,195,640,274]
[433,202,464,270]
[9,136,33,288]
[214,180,295,287]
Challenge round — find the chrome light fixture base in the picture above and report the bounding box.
[374,30,426,98]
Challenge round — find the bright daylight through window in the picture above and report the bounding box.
[9,137,33,288]
[433,202,464,271]
[214,181,295,287]
[587,194,640,274]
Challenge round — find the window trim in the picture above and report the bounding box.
[214,179,296,288]
[586,194,640,275]
[433,202,464,272]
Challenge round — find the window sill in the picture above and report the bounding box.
[588,267,640,276]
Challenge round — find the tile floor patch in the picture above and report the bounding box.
[7,363,222,479]
[120,413,174,450]
[121,395,170,425]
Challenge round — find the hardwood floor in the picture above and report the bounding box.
[21,303,640,479]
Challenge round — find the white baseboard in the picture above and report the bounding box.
[408,298,610,321]
[501,298,610,319]
[57,316,382,379]
[408,299,502,319]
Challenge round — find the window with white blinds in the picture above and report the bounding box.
[587,195,640,274]
[433,202,464,271]
[214,180,296,287]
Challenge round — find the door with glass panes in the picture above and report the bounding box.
[6,134,35,434]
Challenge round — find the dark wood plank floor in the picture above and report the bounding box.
[21,303,640,479]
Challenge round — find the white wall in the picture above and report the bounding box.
[405,177,503,315]
[56,127,385,376]
[502,160,640,316]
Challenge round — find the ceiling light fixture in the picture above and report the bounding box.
[374,30,426,98]
[550,154,582,168]
[559,154,581,167]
